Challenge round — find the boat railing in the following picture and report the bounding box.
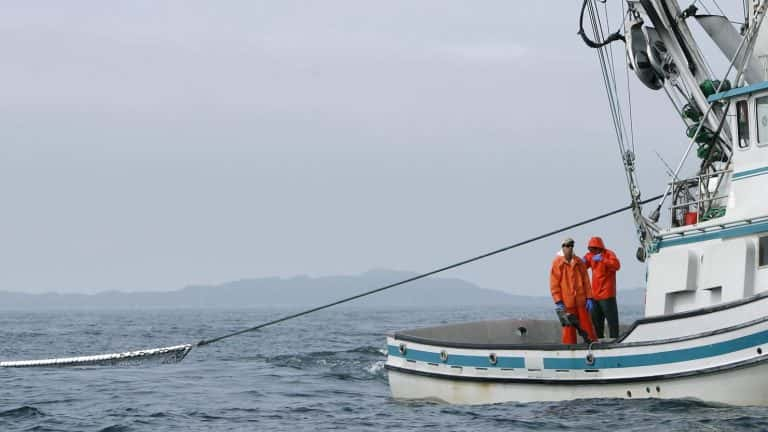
[668,169,731,227]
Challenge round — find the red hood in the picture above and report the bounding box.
[588,236,605,249]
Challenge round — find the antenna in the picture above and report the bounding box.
[654,150,677,179]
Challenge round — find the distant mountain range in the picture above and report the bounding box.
[0,269,645,310]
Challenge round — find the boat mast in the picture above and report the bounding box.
[652,0,768,208]
[580,0,767,257]
[637,0,726,137]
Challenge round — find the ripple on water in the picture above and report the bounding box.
[0,406,45,419]
[260,345,387,383]
[97,425,131,432]
[11,307,768,432]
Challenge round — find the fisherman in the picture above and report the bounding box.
[583,236,621,339]
[550,237,597,344]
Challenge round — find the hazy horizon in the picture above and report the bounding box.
[0,2,740,296]
[0,268,646,305]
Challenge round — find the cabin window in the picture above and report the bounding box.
[760,237,768,267]
[737,100,750,148]
[758,96,768,146]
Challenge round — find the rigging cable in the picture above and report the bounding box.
[745,0,751,25]
[591,1,629,155]
[578,0,625,48]
[688,2,718,78]
[196,194,663,347]
[586,1,635,193]
[621,1,637,155]
[584,0,654,250]
[708,0,728,20]
[602,0,626,140]
[661,83,685,121]
[587,1,627,157]
[694,0,713,15]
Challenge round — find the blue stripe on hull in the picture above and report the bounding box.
[545,329,768,369]
[657,219,768,249]
[707,81,768,102]
[387,345,525,368]
[389,329,768,370]
[733,166,768,180]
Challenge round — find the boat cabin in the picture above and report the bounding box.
[646,81,768,317]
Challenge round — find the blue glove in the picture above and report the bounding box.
[586,298,595,312]
[555,301,565,311]
[592,253,603,262]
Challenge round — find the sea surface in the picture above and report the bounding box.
[1,305,767,431]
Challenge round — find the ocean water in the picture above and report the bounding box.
[1,305,767,432]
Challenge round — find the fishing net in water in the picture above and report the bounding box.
[0,344,193,368]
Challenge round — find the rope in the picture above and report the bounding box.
[621,1,636,155]
[587,1,627,160]
[196,194,663,347]
[586,0,643,216]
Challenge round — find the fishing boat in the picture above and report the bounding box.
[386,0,768,405]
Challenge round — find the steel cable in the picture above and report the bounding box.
[196,194,663,347]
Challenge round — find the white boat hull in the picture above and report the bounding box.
[385,293,768,406]
[388,358,768,405]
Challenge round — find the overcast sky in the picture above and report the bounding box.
[0,1,738,295]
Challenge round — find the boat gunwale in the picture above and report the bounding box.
[390,291,768,351]
[617,290,768,340]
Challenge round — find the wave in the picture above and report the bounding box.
[259,345,388,381]
[97,425,131,432]
[0,406,44,419]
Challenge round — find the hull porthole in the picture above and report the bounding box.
[585,353,595,365]
[398,343,407,355]
[440,350,448,362]
[586,342,596,365]
[489,353,498,365]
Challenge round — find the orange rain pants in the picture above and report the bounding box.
[550,254,597,343]
[561,306,596,344]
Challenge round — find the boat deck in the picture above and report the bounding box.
[393,318,629,348]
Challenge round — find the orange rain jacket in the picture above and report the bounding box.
[549,252,592,309]
[583,237,621,300]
